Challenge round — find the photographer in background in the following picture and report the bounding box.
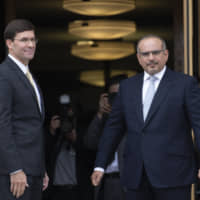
[84,75,128,200]
[45,115,61,172]
[44,94,79,200]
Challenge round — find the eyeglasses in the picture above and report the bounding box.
[138,49,165,57]
[14,38,38,44]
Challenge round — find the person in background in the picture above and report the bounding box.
[44,103,79,200]
[45,114,61,173]
[85,75,127,200]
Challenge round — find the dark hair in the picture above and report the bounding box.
[106,74,128,89]
[136,34,167,53]
[4,19,35,41]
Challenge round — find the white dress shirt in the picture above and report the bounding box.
[142,66,166,104]
[105,152,119,173]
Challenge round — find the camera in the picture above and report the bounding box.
[58,94,76,136]
[108,92,117,106]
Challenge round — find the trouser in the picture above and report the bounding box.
[125,169,191,200]
[103,172,125,200]
[49,185,78,200]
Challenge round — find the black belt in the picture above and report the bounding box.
[104,172,120,179]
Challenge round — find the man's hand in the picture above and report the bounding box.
[97,93,112,119]
[65,129,77,143]
[198,169,200,179]
[91,171,104,186]
[43,172,49,191]
[10,171,28,198]
[49,115,61,135]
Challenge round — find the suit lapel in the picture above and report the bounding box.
[6,57,43,118]
[143,68,174,127]
[129,73,144,124]
[33,76,45,120]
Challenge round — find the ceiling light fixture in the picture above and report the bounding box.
[80,70,137,87]
[71,41,135,61]
[69,20,136,40]
[63,0,135,16]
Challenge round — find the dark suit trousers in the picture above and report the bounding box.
[0,175,43,200]
[125,169,191,200]
[103,173,125,200]
[49,185,78,200]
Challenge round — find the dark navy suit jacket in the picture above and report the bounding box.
[0,57,45,176]
[95,68,200,189]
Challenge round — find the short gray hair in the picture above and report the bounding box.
[136,34,167,53]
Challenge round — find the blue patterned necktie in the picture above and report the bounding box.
[143,76,157,121]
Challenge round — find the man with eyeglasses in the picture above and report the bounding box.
[91,35,200,200]
[0,19,48,200]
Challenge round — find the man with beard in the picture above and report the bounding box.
[91,35,200,200]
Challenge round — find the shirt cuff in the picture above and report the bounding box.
[10,169,23,175]
[94,167,104,173]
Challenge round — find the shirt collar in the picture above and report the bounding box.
[144,66,166,81]
[8,54,29,74]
